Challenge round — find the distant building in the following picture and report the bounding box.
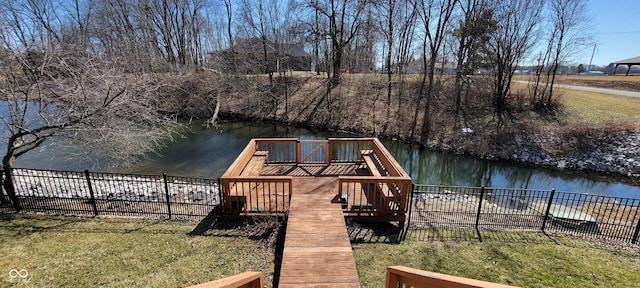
[210,38,311,74]
[578,71,605,76]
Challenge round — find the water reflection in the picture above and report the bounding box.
[11,121,640,198]
[381,139,639,198]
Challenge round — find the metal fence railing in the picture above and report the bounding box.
[1,168,221,220]
[3,168,640,245]
[410,185,640,244]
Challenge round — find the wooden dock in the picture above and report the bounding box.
[278,177,360,288]
[220,138,413,287]
[209,138,516,287]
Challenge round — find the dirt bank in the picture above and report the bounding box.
[159,72,640,182]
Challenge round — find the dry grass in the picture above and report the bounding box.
[511,79,640,126]
[0,214,276,288]
[355,233,640,288]
[558,88,640,125]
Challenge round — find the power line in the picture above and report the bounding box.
[595,30,640,35]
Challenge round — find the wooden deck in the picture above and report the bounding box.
[220,138,413,286]
[279,177,360,288]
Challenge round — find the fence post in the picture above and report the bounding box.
[217,178,224,215]
[541,189,556,232]
[3,167,20,212]
[163,173,172,220]
[84,170,99,216]
[0,168,7,205]
[475,187,485,242]
[402,183,415,242]
[632,206,640,244]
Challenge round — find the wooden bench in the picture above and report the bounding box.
[226,151,269,214]
[360,150,400,210]
[240,151,268,176]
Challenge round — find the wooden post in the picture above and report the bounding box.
[325,140,331,164]
[296,140,301,164]
[386,267,400,288]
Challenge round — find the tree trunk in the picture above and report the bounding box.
[2,153,19,210]
[409,41,428,140]
[332,46,343,86]
[207,95,221,128]
[419,61,435,144]
[383,43,393,134]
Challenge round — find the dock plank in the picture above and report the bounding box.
[279,177,360,287]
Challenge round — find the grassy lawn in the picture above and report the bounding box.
[0,214,275,288]
[559,88,640,125]
[512,79,640,126]
[354,231,640,288]
[2,215,640,288]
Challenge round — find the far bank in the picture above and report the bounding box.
[150,72,640,183]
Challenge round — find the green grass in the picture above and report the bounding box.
[0,214,275,287]
[2,215,640,288]
[354,231,640,288]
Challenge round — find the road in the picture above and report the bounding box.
[516,81,640,98]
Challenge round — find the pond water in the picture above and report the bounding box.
[12,121,640,199]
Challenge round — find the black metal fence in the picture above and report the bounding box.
[3,168,640,245]
[0,168,221,220]
[409,185,640,244]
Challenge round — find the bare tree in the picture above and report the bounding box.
[486,0,543,128]
[310,0,368,86]
[409,0,458,143]
[376,0,397,134]
[374,0,418,134]
[452,0,496,128]
[532,0,589,110]
[0,1,181,208]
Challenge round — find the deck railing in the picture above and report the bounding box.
[386,266,517,288]
[220,138,412,219]
[339,176,412,222]
[187,271,263,288]
[220,176,292,215]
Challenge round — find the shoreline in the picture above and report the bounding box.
[219,113,640,185]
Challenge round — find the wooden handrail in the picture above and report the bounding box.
[338,175,412,182]
[221,138,412,218]
[222,139,258,177]
[187,271,263,288]
[372,138,410,178]
[386,266,518,288]
[221,176,293,181]
[254,138,298,143]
